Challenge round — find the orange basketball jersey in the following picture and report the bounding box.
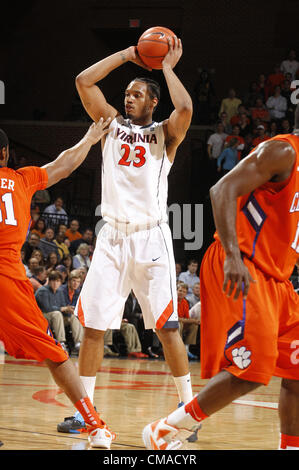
[215,134,299,281]
[0,166,48,280]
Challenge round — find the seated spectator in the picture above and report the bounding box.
[35,271,69,352]
[32,188,51,205]
[30,217,46,239]
[30,203,41,231]
[35,270,83,354]
[65,219,82,242]
[45,251,59,276]
[266,85,288,120]
[207,122,227,160]
[281,78,293,104]
[218,111,232,134]
[219,88,242,122]
[31,248,45,266]
[252,125,270,147]
[29,265,48,293]
[280,49,299,80]
[26,256,40,278]
[250,97,270,124]
[217,137,239,175]
[56,264,68,284]
[224,125,245,160]
[178,259,200,295]
[230,104,250,126]
[61,253,74,278]
[256,73,269,102]
[266,64,285,97]
[59,269,83,354]
[103,329,120,357]
[73,243,91,270]
[241,133,254,159]
[243,81,263,109]
[175,262,183,282]
[123,291,159,358]
[69,228,94,256]
[186,282,200,308]
[269,120,279,137]
[238,112,252,138]
[22,232,41,264]
[57,223,68,237]
[281,118,292,134]
[177,283,199,360]
[54,231,70,260]
[193,67,215,124]
[60,269,81,306]
[39,227,60,261]
[120,319,148,358]
[43,196,68,229]
[77,266,88,287]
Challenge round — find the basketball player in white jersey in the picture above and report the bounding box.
[57,36,198,448]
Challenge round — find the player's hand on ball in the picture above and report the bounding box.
[126,46,152,71]
[85,117,112,144]
[162,36,182,70]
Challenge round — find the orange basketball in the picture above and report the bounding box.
[137,26,176,70]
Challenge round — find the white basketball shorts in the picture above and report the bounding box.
[75,222,178,331]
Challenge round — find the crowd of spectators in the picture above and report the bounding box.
[204,49,299,178]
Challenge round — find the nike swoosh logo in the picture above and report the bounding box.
[152,257,161,262]
[145,32,165,39]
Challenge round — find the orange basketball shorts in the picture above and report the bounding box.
[0,274,68,363]
[200,240,299,385]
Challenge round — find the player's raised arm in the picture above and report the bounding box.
[75,47,151,123]
[42,117,111,188]
[162,37,193,163]
[210,139,296,300]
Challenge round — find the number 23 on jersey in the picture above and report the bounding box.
[118,144,146,168]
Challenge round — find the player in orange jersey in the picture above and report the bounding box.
[0,120,119,449]
[143,106,299,451]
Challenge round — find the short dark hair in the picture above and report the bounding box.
[48,271,62,282]
[134,77,161,102]
[32,266,46,276]
[188,259,198,266]
[0,129,8,149]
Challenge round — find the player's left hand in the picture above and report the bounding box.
[223,254,256,300]
[126,46,153,71]
[84,117,112,145]
[162,36,182,70]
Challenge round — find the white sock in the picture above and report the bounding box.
[167,404,199,431]
[80,376,96,404]
[173,373,193,403]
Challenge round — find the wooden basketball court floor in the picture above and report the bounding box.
[0,354,282,451]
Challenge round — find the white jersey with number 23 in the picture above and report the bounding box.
[101,115,172,233]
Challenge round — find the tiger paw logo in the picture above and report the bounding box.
[231,346,252,369]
